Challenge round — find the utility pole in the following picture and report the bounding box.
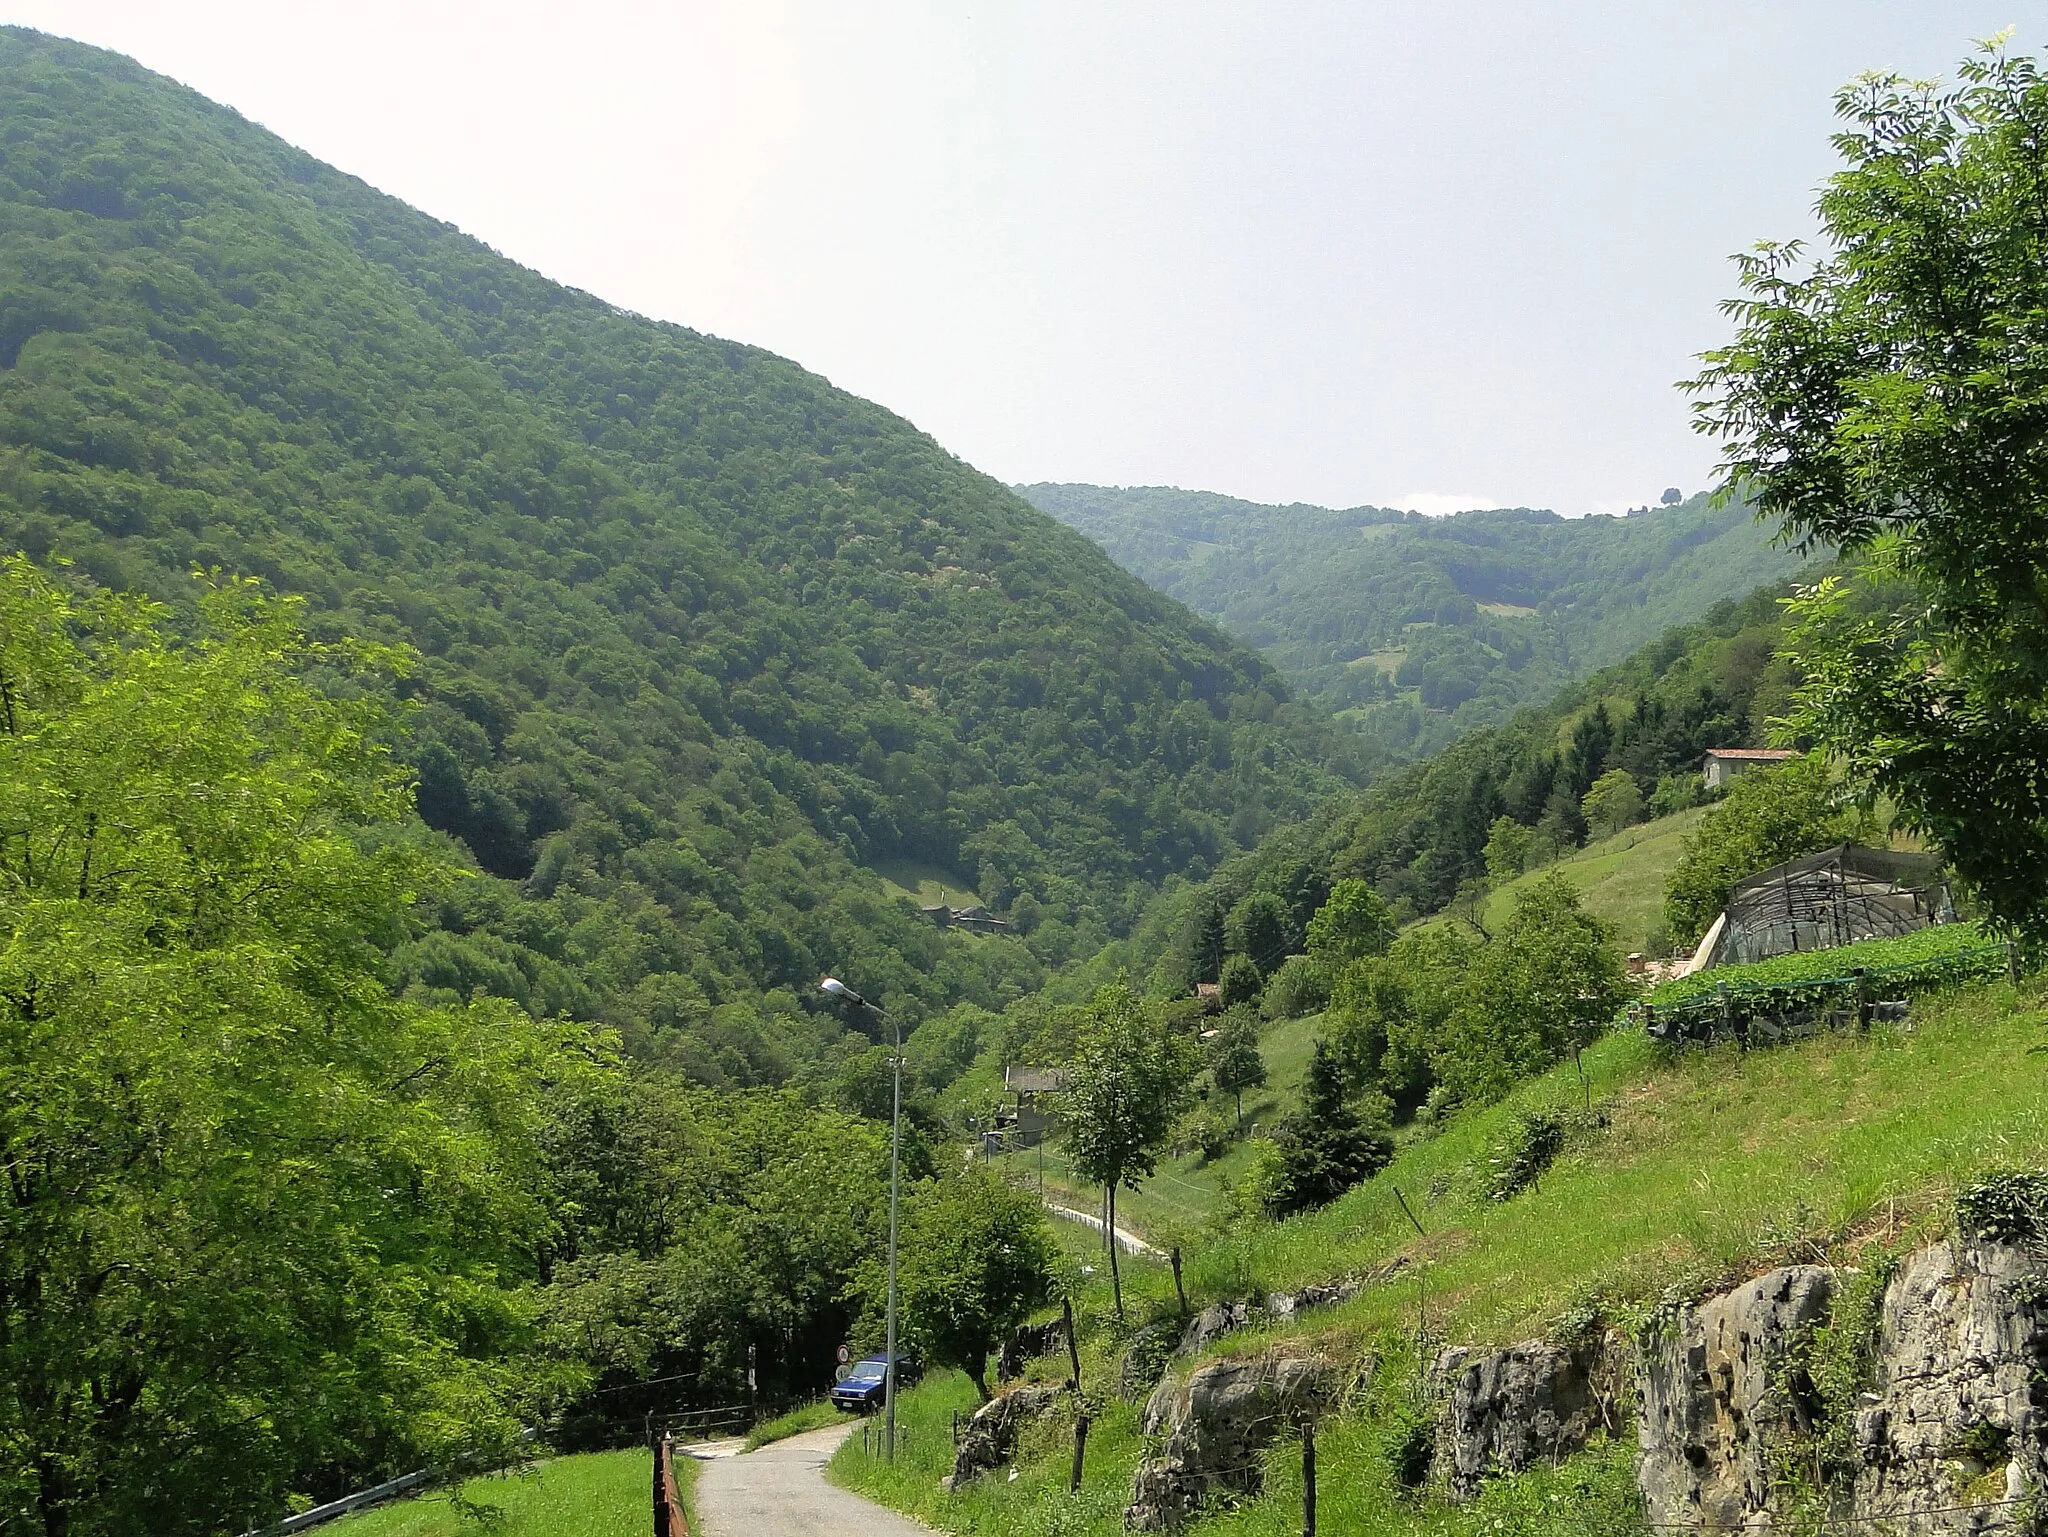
[820,977,903,1462]
[885,999,902,1463]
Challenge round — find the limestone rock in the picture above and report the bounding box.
[951,1381,1066,1485]
[1172,1261,1406,1361]
[998,1318,1069,1382]
[1126,1352,1334,1531]
[1176,1299,1254,1357]
[1435,1336,1616,1498]
[1636,1264,1835,1531]
[1851,1235,2048,1535]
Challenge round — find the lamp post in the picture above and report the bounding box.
[820,976,901,1463]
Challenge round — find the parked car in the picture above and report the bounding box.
[829,1352,920,1413]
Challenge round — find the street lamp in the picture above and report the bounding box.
[819,976,902,1463]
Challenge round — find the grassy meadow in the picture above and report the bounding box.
[1471,807,1707,954]
[992,1009,1324,1242]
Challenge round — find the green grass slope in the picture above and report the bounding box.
[327,1449,656,1537]
[994,1010,1322,1239]
[1019,483,1804,761]
[840,976,2048,1537]
[1466,806,1707,954]
[0,29,1355,1081]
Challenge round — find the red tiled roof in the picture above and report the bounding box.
[1703,748,1797,760]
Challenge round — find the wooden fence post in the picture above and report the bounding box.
[1301,1422,1316,1537]
[1062,1297,1082,1389]
[1070,1411,1091,1493]
[1170,1247,1188,1318]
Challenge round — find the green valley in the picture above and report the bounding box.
[1018,483,1807,759]
[10,19,2048,1537]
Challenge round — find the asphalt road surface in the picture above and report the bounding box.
[693,1422,931,1537]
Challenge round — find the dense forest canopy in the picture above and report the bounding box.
[1020,482,1806,759]
[0,28,1357,1084]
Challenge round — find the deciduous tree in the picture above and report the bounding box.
[1304,878,1396,966]
[890,1166,1059,1400]
[1058,980,1197,1318]
[1207,1011,1268,1126]
[0,563,594,1536]
[1690,42,2048,936]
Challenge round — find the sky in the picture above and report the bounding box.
[6,2,2025,514]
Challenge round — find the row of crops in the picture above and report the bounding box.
[1631,921,2010,1047]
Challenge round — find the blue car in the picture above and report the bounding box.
[830,1353,919,1413]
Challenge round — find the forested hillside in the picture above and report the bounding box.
[0,30,1355,1083]
[1053,578,1805,1006]
[1019,483,1803,758]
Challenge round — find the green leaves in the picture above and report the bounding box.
[0,561,600,1534]
[1058,981,1198,1195]
[886,1164,1058,1399]
[1692,42,2048,936]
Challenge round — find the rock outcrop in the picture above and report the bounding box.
[1126,1352,1335,1531]
[1851,1234,2048,1535]
[951,1381,1067,1485]
[1636,1263,1836,1531]
[1170,1261,1407,1361]
[999,1318,1069,1383]
[1635,1241,2048,1533]
[1435,1336,1619,1497]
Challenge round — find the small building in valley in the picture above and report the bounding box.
[992,1065,1067,1150]
[1701,747,1797,790]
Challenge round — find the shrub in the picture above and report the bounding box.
[1261,954,1330,1020]
[1233,1138,1287,1218]
[1171,1103,1233,1163]
[1218,953,1264,1009]
[1956,1172,2048,1247]
[1581,768,1645,839]
[1488,1108,1569,1201]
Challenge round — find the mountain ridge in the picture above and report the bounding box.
[0,27,1352,1081]
[1018,481,1804,759]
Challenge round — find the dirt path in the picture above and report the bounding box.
[691,1422,931,1537]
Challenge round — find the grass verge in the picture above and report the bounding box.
[326,1449,652,1537]
[746,1398,845,1449]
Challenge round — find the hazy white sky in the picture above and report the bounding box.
[7,3,2024,513]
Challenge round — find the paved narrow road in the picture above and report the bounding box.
[692,1422,931,1537]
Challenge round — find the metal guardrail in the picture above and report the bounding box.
[654,1433,690,1537]
[241,1468,438,1537]
[647,1403,751,1442]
